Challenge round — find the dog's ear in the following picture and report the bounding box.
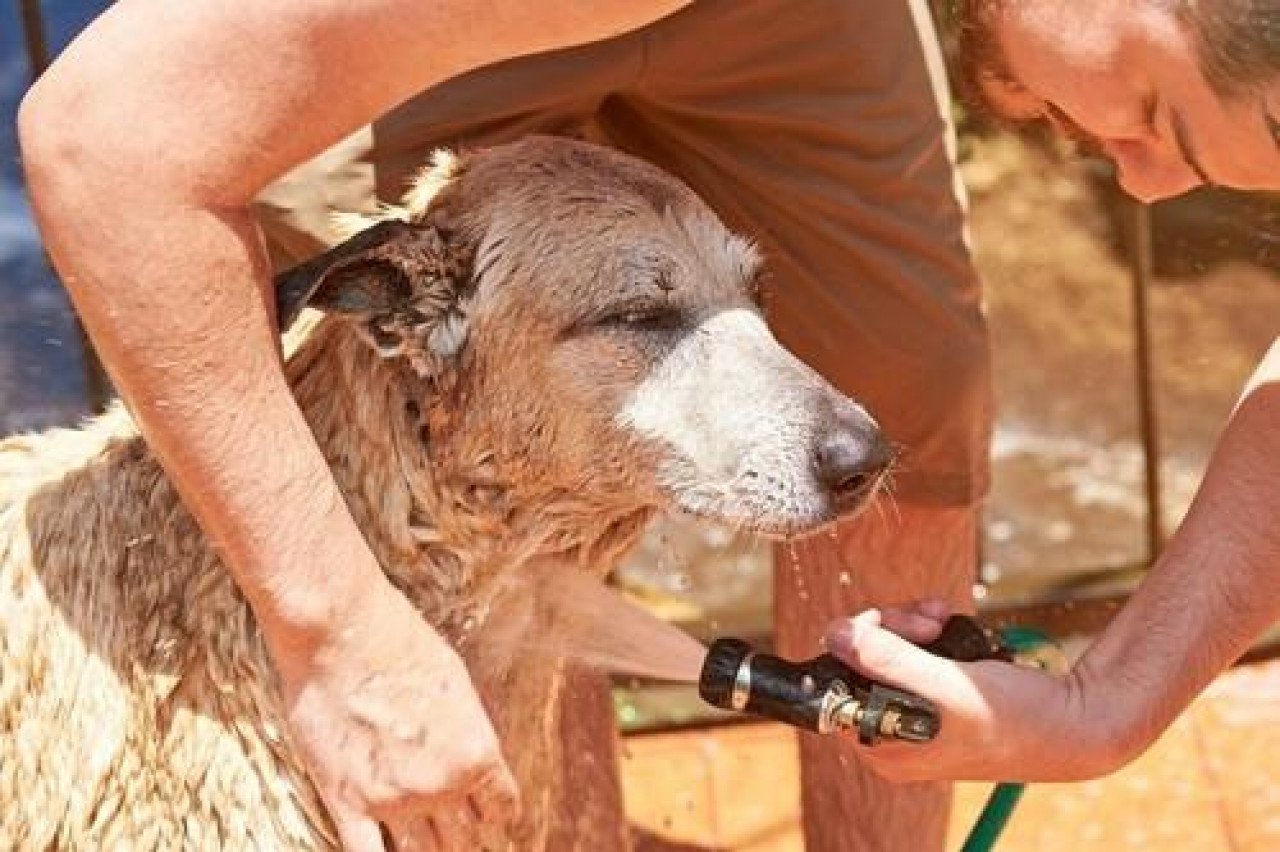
[274,219,474,374]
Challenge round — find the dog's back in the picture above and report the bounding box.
[0,324,600,851]
[1,412,331,850]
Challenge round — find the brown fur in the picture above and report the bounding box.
[0,137,884,850]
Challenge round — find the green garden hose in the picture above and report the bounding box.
[956,625,1059,852]
[960,782,1026,852]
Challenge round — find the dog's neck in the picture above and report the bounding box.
[283,319,653,632]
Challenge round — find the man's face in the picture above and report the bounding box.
[986,2,1279,201]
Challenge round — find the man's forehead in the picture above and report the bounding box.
[982,4,1138,127]
[1004,2,1125,71]
[996,2,1154,110]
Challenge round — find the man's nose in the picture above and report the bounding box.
[1108,141,1201,203]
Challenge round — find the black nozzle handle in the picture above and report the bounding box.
[699,615,1010,743]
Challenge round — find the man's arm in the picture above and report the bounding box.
[17,2,687,848]
[826,337,1280,782]
[1075,336,1280,759]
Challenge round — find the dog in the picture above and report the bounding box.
[0,136,890,850]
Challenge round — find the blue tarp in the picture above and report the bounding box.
[1,1,111,434]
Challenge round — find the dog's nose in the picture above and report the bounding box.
[816,429,893,507]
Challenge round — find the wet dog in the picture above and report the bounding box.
[0,136,889,850]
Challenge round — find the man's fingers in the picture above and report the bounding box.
[429,806,474,851]
[330,806,388,852]
[471,765,520,827]
[826,609,968,697]
[876,606,946,643]
[383,815,439,852]
[827,600,951,648]
[321,764,515,852]
[914,598,952,621]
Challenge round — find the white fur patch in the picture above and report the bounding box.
[620,309,775,474]
[617,309,828,528]
[404,149,461,215]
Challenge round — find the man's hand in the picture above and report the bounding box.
[272,579,517,851]
[825,342,1280,787]
[824,604,1128,783]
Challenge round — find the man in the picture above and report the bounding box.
[18,1,986,850]
[830,0,1280,783]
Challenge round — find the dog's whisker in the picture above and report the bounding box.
[870,494,888,531]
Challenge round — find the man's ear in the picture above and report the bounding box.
[274,218,474,373]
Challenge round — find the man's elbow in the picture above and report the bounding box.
[17,72,141,231]
[18,78,85,207]
[19,72,197,218]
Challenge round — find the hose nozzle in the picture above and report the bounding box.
[698,637,938,744]
[699,615,1010,745]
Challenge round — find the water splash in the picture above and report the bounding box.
[786,541,808,602]
[531,570,708,684]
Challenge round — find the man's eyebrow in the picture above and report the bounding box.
[1043,104,1106,158]
[1261,100,1279,147]
[1170,106,1213,184]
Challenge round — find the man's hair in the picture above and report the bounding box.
[952,0,1280,127]
[950,0,1018,121]
[1180,0,1280,96]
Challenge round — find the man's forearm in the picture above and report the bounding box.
[820,360,1279,784]
[1078,338,1280,764]
[22,194,373,634]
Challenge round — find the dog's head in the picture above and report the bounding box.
[277,137,891,537]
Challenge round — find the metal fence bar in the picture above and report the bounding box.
[966,196,1167,642]
[1126,200,1166,555]
[18,0,50,75]
[17,0,114,413]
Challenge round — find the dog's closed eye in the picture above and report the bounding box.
[559,294,683,337]
[594,297,684,332]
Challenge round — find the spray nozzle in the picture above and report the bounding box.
[699,615,1012,745]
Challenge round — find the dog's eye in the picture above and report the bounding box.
[597,303,681,331]
[618,309,661,324]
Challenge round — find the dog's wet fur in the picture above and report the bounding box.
[0,137,889,850]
